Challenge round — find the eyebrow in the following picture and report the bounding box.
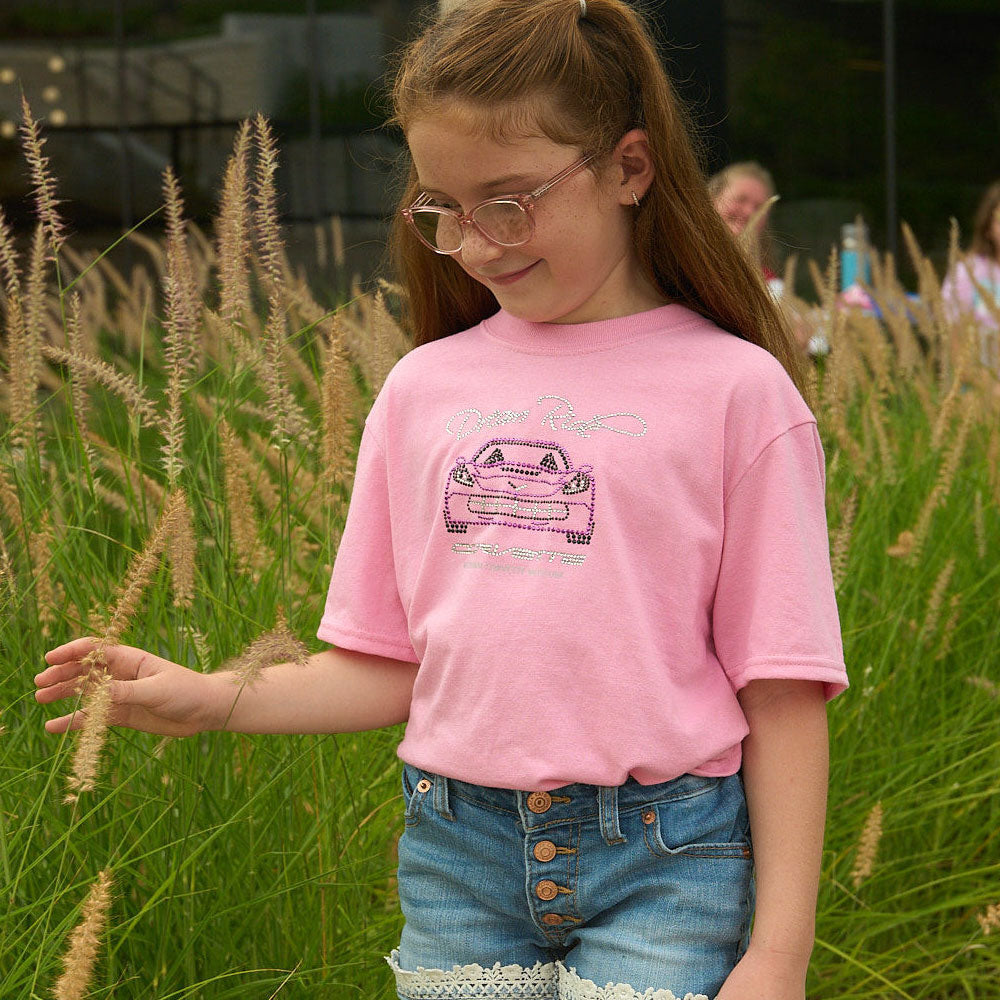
[420,172,540,199]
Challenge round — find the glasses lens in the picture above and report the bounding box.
[410,209,463,253]
[473,200,531,246]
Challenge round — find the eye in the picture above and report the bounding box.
[482,448,505,466]
[540,452,559,472]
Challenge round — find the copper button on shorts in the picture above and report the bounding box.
[535,880,559,901]
[540,913,563,926]
[533,840,557,862]
[526,792,552,813]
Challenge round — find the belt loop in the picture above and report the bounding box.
[597,786,625,845]
[432,772,455,821]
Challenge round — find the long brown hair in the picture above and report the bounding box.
[388,0,806,396]
[970,180,1000,260]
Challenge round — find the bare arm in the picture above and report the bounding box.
[716,677,829,1000]
[35,637,418,737]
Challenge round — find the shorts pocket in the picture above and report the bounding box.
[401,764,431,829]
[640,774,752,860]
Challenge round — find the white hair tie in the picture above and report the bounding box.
[579,0,587,16]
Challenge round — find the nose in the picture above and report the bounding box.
[458,223,505,269]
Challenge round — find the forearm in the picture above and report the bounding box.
[738,678,829,967]
[205,646,419,734]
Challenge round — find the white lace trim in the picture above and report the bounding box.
[386,950,708,1000]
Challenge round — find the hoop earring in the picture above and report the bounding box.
[631,191,641,208]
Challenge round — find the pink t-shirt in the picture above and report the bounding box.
[318,304,847,790]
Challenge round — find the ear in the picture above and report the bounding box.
[611,128,655,206]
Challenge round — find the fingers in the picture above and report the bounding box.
[37,640,158,690]
[45,709,85,734]
[43,636,100,666]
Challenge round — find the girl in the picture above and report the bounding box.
[708,162,780,289]
[35,2,848,998]
[942,179,1000,369]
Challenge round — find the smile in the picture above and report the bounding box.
[482,261,540,285]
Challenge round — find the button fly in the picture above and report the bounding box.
[533,840,557,862]
[535,879,559,901]
[541,913,563,926]
[527,792,552,814]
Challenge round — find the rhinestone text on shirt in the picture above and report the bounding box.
[451,541,587,566]
[445,394,647,442]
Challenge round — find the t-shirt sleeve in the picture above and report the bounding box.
[713,421,848,700]
[316,415,419,663]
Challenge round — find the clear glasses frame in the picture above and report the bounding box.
[401,153,596,255]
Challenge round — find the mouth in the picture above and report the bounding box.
[481,260,540,286]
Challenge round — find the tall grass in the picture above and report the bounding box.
[2,112,999,998]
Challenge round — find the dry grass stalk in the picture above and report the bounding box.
[252,114,285,291]
[161,167,199,488]
[64,493,187,796]
[51,868,113,999]
[321,317,357,493]
[64,662,113,802]
[167,490,196,609]
[0,461,21,529]
[216,119,253,327]
[934,593,961,662]
[245,428,325,534]
[63,294,95,464]
[42,343,166,432]
[0,528,15,606]
[830,488,857,591]
[202,307,264,373]
[28,509,59,638]
[102,490,187,647]
[223,610,309,688]
[973,491,986,560]
[851,801,883,888]
[0,208,35,452]
[219,418,265,576]
[977,902,1000,936]
[922,557,955,638]
[966,676,999,698]
[865,393,895,483]
[885,531,916,559]
[260,293,305,447]
[930,375,962,452]
[19,95,65,255]
[908,396,975,564]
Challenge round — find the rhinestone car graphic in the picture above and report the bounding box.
[443,438,595,544]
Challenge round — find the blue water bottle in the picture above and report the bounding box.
[840,222,870,291]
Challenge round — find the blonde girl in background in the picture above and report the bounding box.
[36,2,848,998]
[707,161,778,282]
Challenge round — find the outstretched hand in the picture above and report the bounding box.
[35,636,221,738]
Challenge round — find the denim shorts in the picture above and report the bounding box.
[388,763,755,1000]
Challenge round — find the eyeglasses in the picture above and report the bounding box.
[402,154,595,255]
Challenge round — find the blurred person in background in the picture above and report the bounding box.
[710,162,824,355]
[942,180,1000,369]
[709,161,778,285]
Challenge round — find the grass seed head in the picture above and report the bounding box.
[51,869,114,1000]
